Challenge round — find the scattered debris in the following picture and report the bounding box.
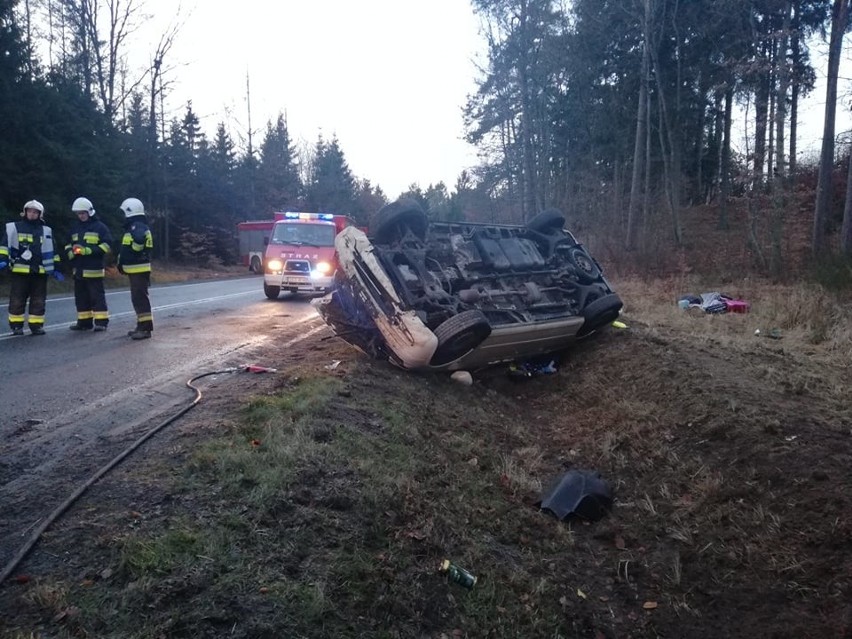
[450,371,474,386]
[678,292,750,314]
[611,320,628,329]
[755,328,783,339]
[643,601,659,610]
[439,559,477,589]
[539,470,613,522]
[243,364,278,374]
[324,360,342,370]
[508,358,558,379]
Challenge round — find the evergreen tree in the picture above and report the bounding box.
[305,134,357,216]
[257,113,301,213]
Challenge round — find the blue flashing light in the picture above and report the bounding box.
[283,211,335,222]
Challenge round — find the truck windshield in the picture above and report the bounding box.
[270,222,336,247]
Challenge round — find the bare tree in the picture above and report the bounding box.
[813,0,849,254]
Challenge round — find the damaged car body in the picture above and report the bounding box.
[313,199,623,372]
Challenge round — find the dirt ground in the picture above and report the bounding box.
[1,284,851,638]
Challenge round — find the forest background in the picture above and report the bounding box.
[1,0,852,285]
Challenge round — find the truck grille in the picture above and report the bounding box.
[285,260,310,273]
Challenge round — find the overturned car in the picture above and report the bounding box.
[313,199,623,372]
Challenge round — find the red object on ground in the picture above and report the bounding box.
[244,365,277,373]
[725,300,750,313]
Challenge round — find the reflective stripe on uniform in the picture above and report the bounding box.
[137,312,153,322]
[83,232,101,243]
[93,311,110,321]
[77,311,94,320]
[82,269,105,278]
[11,264,47,275]
[9,314,25,323]
[28,315,45,325]
[123,263,151,273]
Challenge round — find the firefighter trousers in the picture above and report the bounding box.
[129,272,153,331]
[8,273,48,329]
[73,276,109,328]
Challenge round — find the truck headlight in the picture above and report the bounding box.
[267,258,283,272]
[314,261,332,275]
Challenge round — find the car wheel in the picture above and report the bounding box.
[250,256,262,273]
[568,247,601,283]
[577,293,623,337]
[264,284,280,300]
[527,209,566,234]
[372,198,428,244]
[430,310,492,366]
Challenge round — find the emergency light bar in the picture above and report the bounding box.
[283,212,334,222]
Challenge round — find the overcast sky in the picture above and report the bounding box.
[134,2,852,197]
[136,0,484,198]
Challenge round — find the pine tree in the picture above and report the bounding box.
[306,134,357,216]
[257,113,301,213]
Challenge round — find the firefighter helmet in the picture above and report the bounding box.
[22,200,45,219]
[120,197,145,218]
[72,197,95,216]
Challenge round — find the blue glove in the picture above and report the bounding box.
[51,271,65,281]
[0,261,7,270]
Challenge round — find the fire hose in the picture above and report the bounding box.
[0,364,277,585]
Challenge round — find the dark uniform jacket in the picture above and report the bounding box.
[118,217,153,274]
[65,217,113,278]
[1,218,59,275]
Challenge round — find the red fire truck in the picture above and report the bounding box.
[262,212,356,299]
[236,220,275,273]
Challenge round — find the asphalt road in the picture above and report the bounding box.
[0,276,329,567]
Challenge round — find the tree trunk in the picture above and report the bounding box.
[626,0,651,251]
[813,0,850,254]
[719,86,733,230]
[840,151,852,254]
[789,1,801,175]
[753,54,770,191]
[775,1,791,184]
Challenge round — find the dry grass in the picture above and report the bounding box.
[3,277,852,639]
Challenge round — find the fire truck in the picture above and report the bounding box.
[236,220,275,273]
[262,212,356,299]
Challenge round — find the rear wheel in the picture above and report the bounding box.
[577,293,623,337]
[430,310,492,366]
[372,198,428,244]
[264,284,280,300]
[250,255,262,273]
[568,247,601,284]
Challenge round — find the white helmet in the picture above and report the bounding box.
[22,200,45,218]
[72,197,95,216]
[120,197,145,218]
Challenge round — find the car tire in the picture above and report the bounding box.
[568,247,601,284]
[430,310,492,366]
[264,284,280,300]
[372,198,428,244]
[578,293,623,337]
[527,209,565,234]
[250,256,262,273]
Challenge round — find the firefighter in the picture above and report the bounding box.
[0,200,63,335]
[117,197,154,340]
[65,197,113,331]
